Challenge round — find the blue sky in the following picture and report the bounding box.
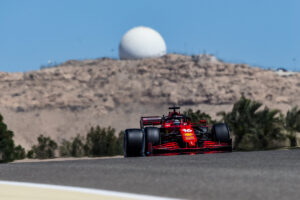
[0,0,299,72]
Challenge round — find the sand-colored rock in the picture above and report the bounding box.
[0,54,299,149]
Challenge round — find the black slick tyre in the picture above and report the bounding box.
[144,127,160,155]
[124,129,144,157]
[212,123,230,142]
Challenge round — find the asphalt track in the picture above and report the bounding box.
[0,150,300,200]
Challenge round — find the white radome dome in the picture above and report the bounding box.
[119,26,167,59]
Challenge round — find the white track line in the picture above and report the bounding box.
[0,180,182,200]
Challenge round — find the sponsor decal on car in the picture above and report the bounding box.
[183,133,193,137]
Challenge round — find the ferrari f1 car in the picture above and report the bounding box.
[124,106,232,157]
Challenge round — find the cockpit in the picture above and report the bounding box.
[165,118,181,126]
[163,115,191,127]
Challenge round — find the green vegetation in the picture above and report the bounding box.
[14,145,26,160]
[0,114,26,163]
[59,139,72,157]
[218,97,285,150]
[27,135,58,159]
[116,131,124,155]
[59,127,123,157]
[59,135,85,157]
[282,106,300,147]
[0,114,15,162]
[84,126,123,157]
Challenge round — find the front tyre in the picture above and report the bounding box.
[124,129,144,157]
[212,123,230,142]
[212,123,232,151]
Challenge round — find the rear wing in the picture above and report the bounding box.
[140,116,162,129]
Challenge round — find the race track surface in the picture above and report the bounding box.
[0,150,300,200]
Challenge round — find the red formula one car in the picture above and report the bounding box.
[124,106,232,157]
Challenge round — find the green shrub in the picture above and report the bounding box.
[59,139,72,157]
[0,114,16,163]
[27,150,34,159]
[29,135,58,159]
[14,145,26,160]
[84,126,121,157]
[115,131,124,155]
[71,135,85,157]
[59,135,85,157]
[59,128,123,158]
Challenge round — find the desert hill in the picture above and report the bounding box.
[0,54,299,149]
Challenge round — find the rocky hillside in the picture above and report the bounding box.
[0,54,299,149]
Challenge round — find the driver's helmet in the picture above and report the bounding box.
[173,119,180,125]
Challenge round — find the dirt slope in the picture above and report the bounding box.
[0,54,299,149]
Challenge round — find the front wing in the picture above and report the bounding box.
[148,140,232,156]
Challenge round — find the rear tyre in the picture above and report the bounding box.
[124,129,144,157]
[144,127,160,155]
[212,123,230,142]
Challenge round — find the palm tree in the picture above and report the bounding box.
[218,96,262,150]
[283,106,300,147]
[218,96,285,150]
[252,108,284,149]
